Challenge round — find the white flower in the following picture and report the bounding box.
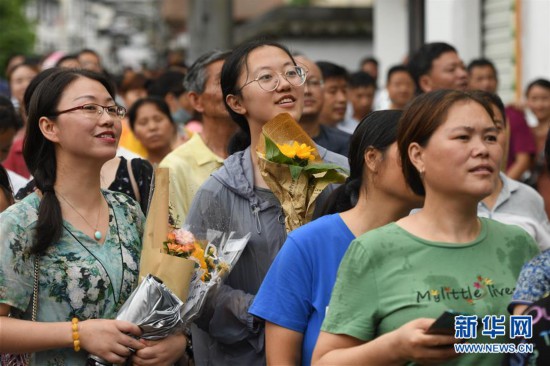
[54,272,63,283]
[121,249,137,271]
[67,266,82,280]
[174,229,196,245]
[69,287,85,308]
[89,275,100,288]
[87,287,100,301]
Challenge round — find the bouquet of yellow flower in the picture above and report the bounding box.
[257,113,348,232]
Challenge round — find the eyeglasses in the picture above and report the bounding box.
[239,66,307,92]
[53,103,127,119]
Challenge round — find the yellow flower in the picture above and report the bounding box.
[277,142,297,159]
[294,142,315,161]
[277,141,315,161]
[430,289,439,296]
[484,278,493,285]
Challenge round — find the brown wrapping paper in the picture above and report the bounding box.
[257,113,347,232]
[139,167,195,300]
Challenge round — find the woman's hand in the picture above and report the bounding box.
[79,319,144,364]
[392,318,460,365]
[132,332,187,366]
[313,318,461,365]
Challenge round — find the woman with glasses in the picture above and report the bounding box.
[185,39,346,366]
[14,68,154,214]
[0,68,186,365]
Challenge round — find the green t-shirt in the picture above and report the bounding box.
[322,218,539,365]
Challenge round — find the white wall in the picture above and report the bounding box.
[282,38,373,72]
[374,0,408,87]
[522,0,550,95]
[425,0,481,63]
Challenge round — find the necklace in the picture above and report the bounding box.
[63,198,125,305]
[57,190,103,241]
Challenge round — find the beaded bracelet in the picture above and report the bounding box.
[72,318,80,352]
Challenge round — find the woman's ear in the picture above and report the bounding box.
[364,147,382,174]
[408,142,425,175]
[226,94,247,115]
[38,116,60,143]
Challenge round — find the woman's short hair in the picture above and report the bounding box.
[127,96,174,131]
[397,89,494,196]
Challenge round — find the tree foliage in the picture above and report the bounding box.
[0,0,35,77]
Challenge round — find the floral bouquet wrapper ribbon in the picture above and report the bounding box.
[256,113,348,232]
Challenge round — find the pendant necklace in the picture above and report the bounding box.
[57,190,103,241]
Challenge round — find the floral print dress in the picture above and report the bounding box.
[0,190,144,365]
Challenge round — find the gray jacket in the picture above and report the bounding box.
[185,145,348,366]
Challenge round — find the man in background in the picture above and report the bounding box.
[295,56,350,157]
[159,50,236,223]
[408,42,468,94]
[467,58,536,181]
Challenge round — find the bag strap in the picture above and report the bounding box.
[31,257,39,321]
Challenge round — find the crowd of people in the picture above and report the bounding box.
[0,38,549,366]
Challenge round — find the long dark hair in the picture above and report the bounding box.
[321,110,402,215]
[23,69,116,254]
[221,38,298,153]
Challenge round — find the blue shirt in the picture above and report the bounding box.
[249,214,355,366]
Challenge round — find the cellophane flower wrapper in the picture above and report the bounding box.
[116,274,184,340]
[179,229,251,324]
[256,113,348,232]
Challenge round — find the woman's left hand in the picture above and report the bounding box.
[131,332,187,366]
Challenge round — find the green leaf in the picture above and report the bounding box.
[289,165,304,180]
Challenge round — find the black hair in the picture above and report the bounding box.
[470,90,506,125]
[526,78,550,96]
[23,68,116,254]
[316,61,349,82]
[386,64,412,84]
[55,54,79,67]
[467,58,498,79]
[546,128,550,172]
[78,48,100,58]
[348,71,376,89]
[321,110,402,215]
[127,96,174,131]
[408,42,457,94]
[0,164,14,208]
[147,70,186,98]
[360,57,379,67]
[0,95,20,131]
[221,38,298,153]
[23,67,61,116]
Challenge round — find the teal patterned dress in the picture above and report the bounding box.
[0,190,144,365]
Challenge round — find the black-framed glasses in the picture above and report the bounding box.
[239,66,308,92]
[53,103,126,119]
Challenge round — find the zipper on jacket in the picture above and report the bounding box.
[252,204,262,234]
